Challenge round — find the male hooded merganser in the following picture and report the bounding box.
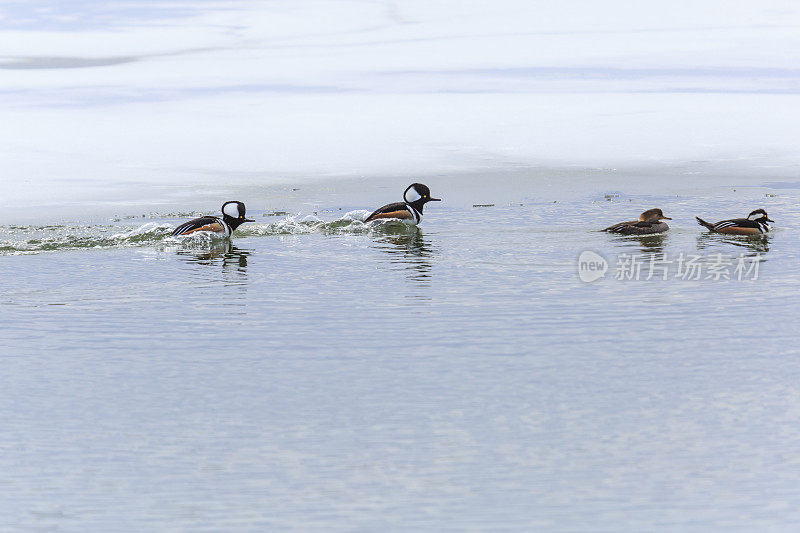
[603,208,671,235]
[364,183,440,225]
[171,201,254,237]
[696,208,773,235]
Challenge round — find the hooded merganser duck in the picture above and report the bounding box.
[696,208,773,235]
[603,208,671,235]
[171,201,254,237]
[364,183,440,225]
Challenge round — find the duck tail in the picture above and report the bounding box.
[696,216,715,231]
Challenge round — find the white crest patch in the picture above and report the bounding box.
[223,202,241,218]
[748,211,766,220]
[404,186,422,203]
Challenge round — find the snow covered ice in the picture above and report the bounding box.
[1,0,800,220]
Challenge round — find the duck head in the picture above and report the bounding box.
[747,208,774,223]
[404,183,441,211]
[221,201,254,230]
[639,208,671,223]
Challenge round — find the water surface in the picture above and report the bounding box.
[3,172,800,529]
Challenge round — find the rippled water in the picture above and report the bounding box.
[3,172,800,529]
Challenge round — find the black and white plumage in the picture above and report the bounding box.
[364,183,441,225]
[696,208,773,235]
[603,208,672,235]
[172,201,254,237]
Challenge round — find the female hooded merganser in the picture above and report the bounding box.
[171,201,254,237]
[603,208,671,235]
[364,183,440,225]
[696,208,773,235]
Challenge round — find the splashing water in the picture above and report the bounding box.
[0,211,417,255]
[0,223,174,255]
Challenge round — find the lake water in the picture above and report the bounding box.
[3,170,800,530]
[5,0,800,529]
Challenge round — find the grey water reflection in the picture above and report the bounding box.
[695,232,771,255]
[606,233,668,254]
[371,227,436,285]
[174,243,251,309]
[175,241,250,273]
[631,233,667,254]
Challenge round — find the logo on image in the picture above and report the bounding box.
[578,250,608,282]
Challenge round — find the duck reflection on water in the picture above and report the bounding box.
[371,225,436,283]
[696,232,771,256]
[606,232,668,254]
[175,241,251,274]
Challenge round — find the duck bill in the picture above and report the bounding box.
[243,218,255,222]
[661,216,672,220]
[766,217,775,223]
[428,197,441,202]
